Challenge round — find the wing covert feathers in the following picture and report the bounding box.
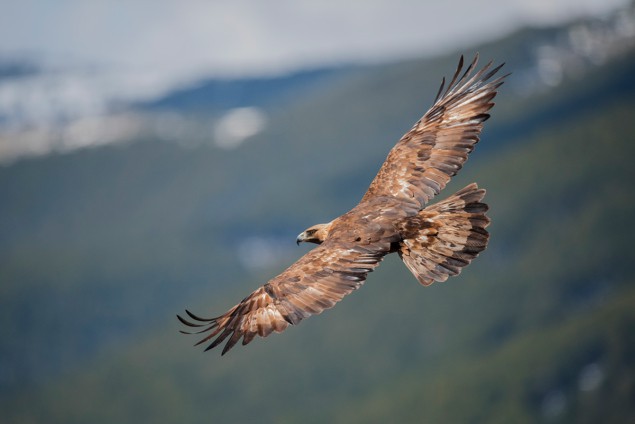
[362,54,507,208]
[178,242,386,355]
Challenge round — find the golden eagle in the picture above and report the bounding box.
[178,55,507,355]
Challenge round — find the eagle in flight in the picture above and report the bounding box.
[178,54,507,355]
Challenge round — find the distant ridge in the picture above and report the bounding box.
[142,66,356,112]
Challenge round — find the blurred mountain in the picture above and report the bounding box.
[0,59,38,79]
[2,1,634,163]
[141,66,356,112]
[0,62,354,162]
[1,4,635,423]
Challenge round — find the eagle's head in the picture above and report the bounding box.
[296,222,332,245]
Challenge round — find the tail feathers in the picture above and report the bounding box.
[399,183,490,286]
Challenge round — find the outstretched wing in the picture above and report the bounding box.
[178,240,387,355]
[361,54,507,208]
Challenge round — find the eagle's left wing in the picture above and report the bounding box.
[178,240,387,355]
[361,54,507,208]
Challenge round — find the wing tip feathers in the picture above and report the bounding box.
[438,53,507,105]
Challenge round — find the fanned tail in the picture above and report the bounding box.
[398,183,490,286]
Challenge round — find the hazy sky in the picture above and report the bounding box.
[1,0,630,80]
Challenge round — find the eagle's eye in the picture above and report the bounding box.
[306,229,316,236]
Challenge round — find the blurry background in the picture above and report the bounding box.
[1,0,635,422]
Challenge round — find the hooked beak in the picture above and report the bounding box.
[296,232,305,246]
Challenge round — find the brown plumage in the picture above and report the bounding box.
[178,54,507,355]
